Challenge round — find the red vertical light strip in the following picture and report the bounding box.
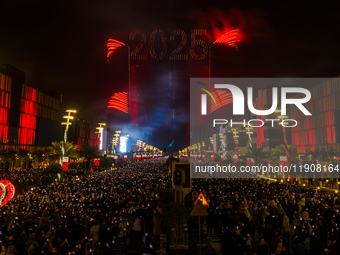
[255,94,265,148]
[4,109,7,124]
[0,126,3,143]
[0,109,3,124]
[4,93,7,108]
[257,116,265,148]
[130,65,137,125]
[292,127,299,145]
[0,76,10,144]
[1,92,3,107]
[3,126,7,143]
[300,133,306,153]
[326,127,332,144]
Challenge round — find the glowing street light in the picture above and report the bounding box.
[61,109,76,164]
[112,130,121,155]
[136,140,142,152]
[96,123,106,151]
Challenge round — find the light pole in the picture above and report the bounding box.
[202,141,206,160]
[278,110,292,181]
[113,130,121,154]
[219,133,227,161]
[96,123,106,153]
[231,128,240,161]
[61,110,76,165]
[210,137,214,160]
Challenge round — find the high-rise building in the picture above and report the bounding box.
[72,118,98,149]
[0,64,62,152]
[290,79,340,153]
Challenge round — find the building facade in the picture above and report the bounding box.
[290,78,340,153]
[72,118,98,150]
[0,64,62,152]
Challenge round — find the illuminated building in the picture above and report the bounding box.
[0,65,62,151]
[71,118,98,150]
[290,79,340,153]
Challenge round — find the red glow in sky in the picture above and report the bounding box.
[189,8,266,51]
[213,29,240,51]
[107,39,125,63]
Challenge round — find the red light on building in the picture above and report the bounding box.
[107,39,125,63]
[108,91,130,114]
[213,29,240,51]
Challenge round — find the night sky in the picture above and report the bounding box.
[0,1,340,151]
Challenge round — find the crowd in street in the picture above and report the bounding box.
[0,157,340,254]
[0,159,169,254]
[193,177,340,255]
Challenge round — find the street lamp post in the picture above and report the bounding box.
[210,137,214,160]
[113,130,121,155]
[96,123,106,153]
[61,110,76,165]
[278,110,290,181]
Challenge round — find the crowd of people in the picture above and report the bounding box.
[0,157,340,254]
[193,177,340,254]
[0,159,169,254]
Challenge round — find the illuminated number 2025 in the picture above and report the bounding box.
[129,29,147,61]
[129,29,207,61]
[169,29,188,60]
[149,30,167,60]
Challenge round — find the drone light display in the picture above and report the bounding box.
[108,91,129,114]
[107,39,125,63]
[213,29,240,51]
